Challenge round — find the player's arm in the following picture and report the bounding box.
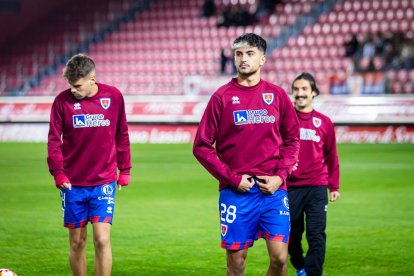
[324,119,340,201]
[115,93,132,189]
[274,90,300,183]
[47,98,71,189]
[193,94,242,188]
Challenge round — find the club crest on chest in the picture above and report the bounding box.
[262,93,274,105]
[313,117,322,128]
[100,98,111,110]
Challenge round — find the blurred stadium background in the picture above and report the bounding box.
[0,0,413,142]
[1,1,414,275]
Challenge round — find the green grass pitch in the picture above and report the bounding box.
[0,142,413,275]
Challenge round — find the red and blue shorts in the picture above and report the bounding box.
[219,180,290,250]
[60,182,116,229]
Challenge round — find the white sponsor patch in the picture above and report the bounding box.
[300,128,320,142]
[72,114,110,128]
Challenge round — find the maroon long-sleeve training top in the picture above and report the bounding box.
[287,110,340,192]
[47,83,131,187]
[193,78,300,191]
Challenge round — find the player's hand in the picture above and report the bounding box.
[117,170,130,190]
[54,173,71,190]
[330,191,340,202]
[58,183,72,190]
[236,174,254,193]
[255,175,283,194]
[292,160,299,171]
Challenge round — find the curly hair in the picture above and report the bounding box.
[232,33,267,54]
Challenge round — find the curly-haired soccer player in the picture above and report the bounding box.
[193,33,300,276]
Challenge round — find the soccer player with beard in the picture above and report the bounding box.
[193,33,300,276]
[287,72,340,276]
[47,54,131,276]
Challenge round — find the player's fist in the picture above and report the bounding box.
[54,173,71,189]
[236,174,254,193]
[117,170,130,187]
[292,160,299,171]
[256,175,282,194]
[330,191,340,202]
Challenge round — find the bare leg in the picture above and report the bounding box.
[68,227,88,276]
[93,223,112,276]
[226,249,248,276]
[266,240,288,276]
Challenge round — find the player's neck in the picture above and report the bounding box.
[296,105,313,113]
[237,72,260,87]
[88,84,99,98]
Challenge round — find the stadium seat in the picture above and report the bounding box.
[2,0,412,95]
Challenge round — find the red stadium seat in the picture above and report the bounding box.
[2,0,412,96]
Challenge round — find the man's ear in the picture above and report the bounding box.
[260,54,266,66]
[89,73,96,84]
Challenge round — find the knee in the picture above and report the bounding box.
[229,257,246,270]
[93,235,110,249]
[270,251,288,268]
[227,260,246,275]
[70,236,87,252]
[227,251,247,274]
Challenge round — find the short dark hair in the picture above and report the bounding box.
[63,54,96,84]
[292,72,320,96]
[232,33,267,54]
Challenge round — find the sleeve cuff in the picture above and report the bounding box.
[54,173,70,187]
[229,174,242,188]
[275,170,288,184]
[119,168,130,175]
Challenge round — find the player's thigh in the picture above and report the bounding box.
[219,187,261,247]
[89,182,116,224]
[266,239,288,261]
[258,189,290,243]
[68,227,88,248]
[287,187,307,222]
[61,187,89,228]
[92,223,111,245]
[305,186,328,233]
[226,248,248,267]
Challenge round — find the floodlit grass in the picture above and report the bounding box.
[0,143,413,275]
